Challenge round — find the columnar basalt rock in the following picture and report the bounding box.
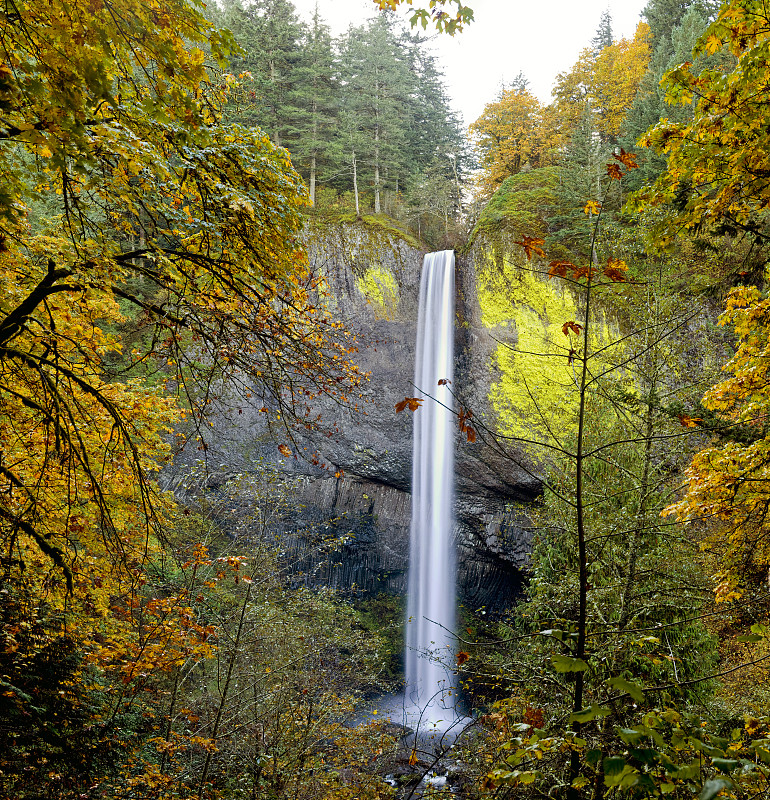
[169,224,542,615]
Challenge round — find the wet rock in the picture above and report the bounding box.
[167,228,541,614]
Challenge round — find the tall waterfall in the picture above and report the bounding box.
[405,250,458,724]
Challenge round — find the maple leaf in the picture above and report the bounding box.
[613,147,638,169]
[678,414,703,428]
[437,378,451,385]
[458,407,477,442]
[562,320,582,337]
[583,200,601,215]
[548,260,574,279]
[572,265,595,281]
[606,162,624,181]
[409,749,419,766]
[603,257,628,282]
[278,444,292,457]
[395,397,423,413]
[456,650,470,665]
[514,235,545,261]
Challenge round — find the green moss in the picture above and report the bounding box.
[356,265,400,319]
[465,167,558,254]
[307,210,422,250]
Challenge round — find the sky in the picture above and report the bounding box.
[291,0,649,126]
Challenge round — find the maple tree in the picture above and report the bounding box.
[634,0,770,587]
[372,0,474,34]
[0,0,366,590]
[470,86,557,199]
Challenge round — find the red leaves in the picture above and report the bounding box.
[395,397,423,413]
[458,407,476,443]
[456,650,470,665]
[437,378,451,386]
[562,321,582,337]
[514,235,546,261]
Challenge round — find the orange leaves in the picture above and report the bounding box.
[514,235,546,261]
[548,260,573,279]
[548,258,628,284]
[606,149,639,181]
[678,414,703,428]
[458,407,477,443]
[614,147,638,170]
[456,650,470,665]
[278,444,292,457]
[395,397,423,413]
[562,321,582,337]
[603,257,628,283]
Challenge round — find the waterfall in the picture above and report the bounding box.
[405,250,458,725]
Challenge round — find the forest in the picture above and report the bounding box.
[3,0,770,798]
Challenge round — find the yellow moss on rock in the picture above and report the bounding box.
[356,265,400,320]
[476,251,611,443]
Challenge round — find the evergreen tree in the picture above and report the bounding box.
[337,15,413,214]
[288,7,339,205]
[221,0,304,147]
[620,7,715,191]
[591,9,613,56]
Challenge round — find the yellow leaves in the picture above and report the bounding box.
[705,33,724,56]
[603,257,628,282]
[470,87,555,195]
[583,200,601,215]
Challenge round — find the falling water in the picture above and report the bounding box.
[405,250,458,726]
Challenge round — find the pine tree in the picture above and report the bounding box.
[337,15,412,214]
[222,0,304,147]
[620,7,715,191]
[591,9,613,56]
[287,7,338,205]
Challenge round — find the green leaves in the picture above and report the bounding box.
[606,675,645,703]
[551,654,589,673]
[699,778,733,800]
[569,704,610,724]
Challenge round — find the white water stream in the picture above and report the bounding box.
[404,250,459,727]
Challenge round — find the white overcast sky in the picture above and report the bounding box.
[291,0,649,126]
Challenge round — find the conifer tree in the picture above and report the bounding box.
[288,8,339,205]
[591,9,614,55]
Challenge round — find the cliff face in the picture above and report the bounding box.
[169,223,550,614]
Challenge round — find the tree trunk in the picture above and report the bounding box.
[352,148,360,217]
[374,122,381,214]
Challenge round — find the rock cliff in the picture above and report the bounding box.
[168,222,545,614]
